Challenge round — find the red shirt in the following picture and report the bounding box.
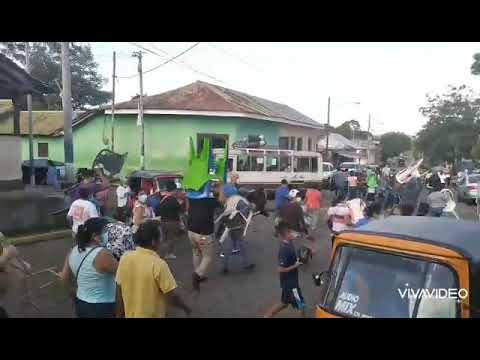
[305,189,322,211]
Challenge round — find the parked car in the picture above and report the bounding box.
[339,162,364,173]
[456,173,480,204]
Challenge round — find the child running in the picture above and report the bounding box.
[264,220,306,318]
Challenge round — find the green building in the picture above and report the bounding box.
[1,81,324,176]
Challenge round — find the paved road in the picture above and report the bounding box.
[4,194,479,318]
[4,202,332,318]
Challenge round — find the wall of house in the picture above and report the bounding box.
[21,114,297,175]
[278,124,322,151]
[0,135,22,182]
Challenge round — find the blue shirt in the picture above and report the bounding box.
[69,246,116,304]
[275,185,290,210]
[278,241,299,290]
[223,183,239,198]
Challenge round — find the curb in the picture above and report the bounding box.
[9,229,72,246]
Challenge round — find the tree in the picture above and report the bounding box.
[335,120,364,140]
[379,132,411,161]
[416,85,480,164]
[471,143,480,159]
[0,42,111,110]
[472,53,480,76]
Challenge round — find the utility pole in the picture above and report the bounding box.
[111,51,116,152]
[367,114,371,165]
[133,51,145,170]
[325,96,331,162]
[25,42,35,186]
[61,42,75,183]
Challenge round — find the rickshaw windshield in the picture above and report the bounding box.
[323,246,460,318]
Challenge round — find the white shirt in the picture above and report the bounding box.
[382,167,391,177]
[116,185,131,208]
[347,199,365,225]
[67,199,99,233]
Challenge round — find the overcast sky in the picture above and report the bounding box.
[90,42,480,136]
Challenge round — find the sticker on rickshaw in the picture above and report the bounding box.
[334,291,359,316]
[334,291,372,318]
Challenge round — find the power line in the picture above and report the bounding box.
[206,42,264,73]
[146,42,229,85]
[116,42,201,79]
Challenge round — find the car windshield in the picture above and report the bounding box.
[322,246,460,318]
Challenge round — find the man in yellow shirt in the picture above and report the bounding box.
[115,221,191,318]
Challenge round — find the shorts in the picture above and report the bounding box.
[74,298,115,318]
[281,287,305,309]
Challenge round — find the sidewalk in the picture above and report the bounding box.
[8,229,71,246]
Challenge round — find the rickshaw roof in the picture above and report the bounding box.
[347,216,480,264]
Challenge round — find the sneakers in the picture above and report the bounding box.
[192,272,201,291]
[231,249,240,254]
[165,254,177,260]
[219,252,225,258]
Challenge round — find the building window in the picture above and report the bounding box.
[290,136,295,150]
[38,143,49,158]
[297,137,303,151]
[279,137,289,150]
[197,133,228,152]
[308,137,312,151]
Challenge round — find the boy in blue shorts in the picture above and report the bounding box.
[264,220,306,318]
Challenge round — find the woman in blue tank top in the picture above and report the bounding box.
[59,217,118,318]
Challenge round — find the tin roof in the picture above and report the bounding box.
[115,81,321,128]
[0,54,50,99]
[0,107,85,136]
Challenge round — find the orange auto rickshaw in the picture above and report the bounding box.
[313,216,480,318]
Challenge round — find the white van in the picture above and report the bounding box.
[322,162,335,180]
[215,147,326,198]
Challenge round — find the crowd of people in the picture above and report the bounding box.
[0,162,461,318]
[57,171,262,317]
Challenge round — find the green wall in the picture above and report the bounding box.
[22,114,281,175]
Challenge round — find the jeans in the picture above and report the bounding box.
[221,228,250,270]
[74,298,115,318]
[188,231,215,278]
[335,186,347,200]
